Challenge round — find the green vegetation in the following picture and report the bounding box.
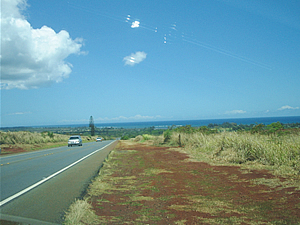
[0,131,93,154]
[163,129,172,143]
[1,121,299,140]
[1,122,299,171]
[126,122,300,178]
[206,121,300,132]
[171,122,299,135]
[0,126,165,141]
[0,131,69,145]
[0,131,95,145]
[64,140,300,224]
[62,122,300,224]
[155,123,300,178]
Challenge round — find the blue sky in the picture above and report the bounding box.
[1,0,300,127]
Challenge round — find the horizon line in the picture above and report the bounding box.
[1,115,300,128]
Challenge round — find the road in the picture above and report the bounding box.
[0,140,118,224]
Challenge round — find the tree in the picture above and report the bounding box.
[267,122,283,136]
[89,116,95,136]
[251,123,265,134]
[164,129,172,143]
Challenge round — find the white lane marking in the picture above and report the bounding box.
[0,141,116,207]
[0,146,66,159]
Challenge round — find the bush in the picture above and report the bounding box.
[121,135,130,140]
[153,135,164,145]
[48,131,54,138]
[163,130,172,143]
[142,134,152,140]
[133,135,143,142]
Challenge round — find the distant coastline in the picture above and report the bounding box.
[94,116,300,129]
[2,116,299,130]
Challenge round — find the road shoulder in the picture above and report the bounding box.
[65,140,300,224]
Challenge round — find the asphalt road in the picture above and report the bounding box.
[0,140,118,224]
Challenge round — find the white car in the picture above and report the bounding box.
[96,137,102,142]
[68,135,82,147]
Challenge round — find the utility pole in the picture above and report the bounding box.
[89,116,95,136]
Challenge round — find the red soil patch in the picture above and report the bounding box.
[1,146,27,155]
[89,142,300,224]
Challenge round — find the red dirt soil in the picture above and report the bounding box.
[0,146,27,155]
[90,142,300,224]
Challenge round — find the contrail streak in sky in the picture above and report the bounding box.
[182,37,272,70]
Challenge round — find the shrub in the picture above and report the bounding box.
[64,199,99,225]
[48,131,54,138]
[142,134,152,140]
[153,135,164,145]
[121,135,130,140]
[133,135,143,142]
[163,130,172,143]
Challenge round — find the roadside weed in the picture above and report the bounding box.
[63,199,99,225]
[168,132,300,178]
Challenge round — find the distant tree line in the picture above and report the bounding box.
[1,122,299,140]
[166,122,300,136]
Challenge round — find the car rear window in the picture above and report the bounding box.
[69,137,79,139]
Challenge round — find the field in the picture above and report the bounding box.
[170,130,300,178]
[64,130,300,224]
[0,131,93,154]
[1,125,299,223]
[0,126,164,154]
[0,125,164,141]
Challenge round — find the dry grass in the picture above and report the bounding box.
[64,149,141,224]
[63,199,99,225]
[127,132,300,178]
[64,140,300,224]
[63,152,117,224]
[0,131,94,153]
[169,195,240,215]
[0,131,69,144]
[133,131,300,180]
[166,131,300,178]
[143,168,173,176]
[0,131,93,145]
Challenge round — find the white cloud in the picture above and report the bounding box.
[131,21,140,28]
[97,115,161,121]
[123,51,147,66]
[129,115,162,120]
[225,110,246,114]
[61,115,162,123]
[277,105,299,111]
[0,0,84,90]
[7,111,32,115]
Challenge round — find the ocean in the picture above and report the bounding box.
[4,116,299,130]
[92,116,300,129]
